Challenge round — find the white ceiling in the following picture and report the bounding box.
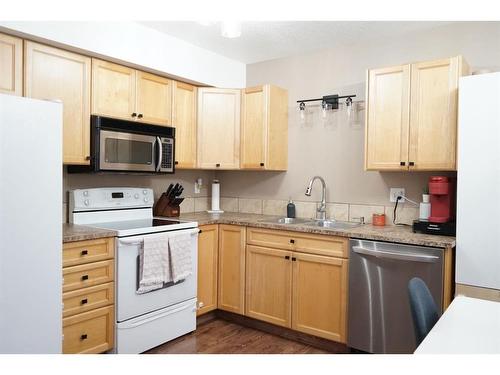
[140,21,452,64]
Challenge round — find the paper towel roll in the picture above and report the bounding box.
[208,179,224,213]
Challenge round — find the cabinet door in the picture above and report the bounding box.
[266,85,288,171]
[0,33,22,96]
[292,253,348,343]
[91,59,136,121]
[197,88,241,169]
[197,224,218,316]
[409,57,462,171]
[245,245,292,327]
[218,225,245,314]
[241,85,267,169]
[24,41,91,165]
[365,65,410,171]
[136,71,172,126]
[173,81,197,168]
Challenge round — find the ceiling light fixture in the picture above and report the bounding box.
[221,21,241,38]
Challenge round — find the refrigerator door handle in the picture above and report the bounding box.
[352,246,439,263]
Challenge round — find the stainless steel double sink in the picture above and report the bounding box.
[260,217,361,229]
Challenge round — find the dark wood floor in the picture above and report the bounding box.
[145,318,330,354]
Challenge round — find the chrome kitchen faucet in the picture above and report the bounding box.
[305,176,327,221]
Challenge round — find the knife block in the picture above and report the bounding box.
[153,193,180,217]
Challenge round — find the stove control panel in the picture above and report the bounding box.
[70,187,154,212]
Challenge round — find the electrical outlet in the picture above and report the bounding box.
[390,188,405,203]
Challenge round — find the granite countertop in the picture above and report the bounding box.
[63,223,117,243]
[178,212,456,248]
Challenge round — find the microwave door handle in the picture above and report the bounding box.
[156,137,163,172]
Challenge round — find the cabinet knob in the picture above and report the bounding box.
[289,239,295,244]
[81,250,88,256]
[400,161,406,166]
[81,298,88,305]
[292,257,297,262]
[175,161,179,165]
[131,112,137,117]
[215,163,220,167]
[409,161,415,166]
[80,334,88,340]
[137,113,143,119]
[285,255,290,260]
[81,275,89,281]
[85,156,91,161]
[260,162,265,167]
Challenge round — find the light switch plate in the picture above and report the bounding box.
[390,188,405,203]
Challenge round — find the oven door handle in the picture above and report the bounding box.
[155,136,163,172]
[352,246,439,263]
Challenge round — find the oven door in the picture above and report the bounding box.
[116,230,198,322]
[99,130,157,172]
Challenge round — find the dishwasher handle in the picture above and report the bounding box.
[352,246,439,263]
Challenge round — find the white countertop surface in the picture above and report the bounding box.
[415,295,500,354]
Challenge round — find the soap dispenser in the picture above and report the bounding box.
[287,199,296,218]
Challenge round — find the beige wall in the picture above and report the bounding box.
[218,22,500,218]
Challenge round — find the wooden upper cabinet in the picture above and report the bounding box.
[365,64,410,171]
[24,41,91,165]
[409,56,467,171]
[173,81,197,168]
[365,56,469,172]
[197,224,218,316]
[292,253,348,343]
[197,88,241,169]
[241,84,288,171]
[91,59,136,121]
[218,225,246,314]
[136,71,172,125]
[245,245,292,327]
[0,33,22,96]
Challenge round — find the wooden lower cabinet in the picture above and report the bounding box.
[292,253,348,343]
[63,305,114,354]
[245,245,292,327]
[218,225,246,314]
[62,238,115,354]
[197,224,219,316]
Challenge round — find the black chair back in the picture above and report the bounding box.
[408,277,440,346]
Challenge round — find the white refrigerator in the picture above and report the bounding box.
[0,94,62,353]
[456,72,500,297]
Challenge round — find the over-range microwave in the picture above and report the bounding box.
[69,116,175,174]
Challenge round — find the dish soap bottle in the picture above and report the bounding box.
[287,199,296,218]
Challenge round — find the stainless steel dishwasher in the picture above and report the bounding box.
[348,239,444,354]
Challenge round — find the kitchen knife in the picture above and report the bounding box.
[177,186,184,197]
[165,183,173,196]
[169,183,179,199]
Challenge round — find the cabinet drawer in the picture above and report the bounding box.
[63,260,114,292]
[63,238,114,267]
[63,305,114,354]
[63,282,114,318]
[247,227,348,258]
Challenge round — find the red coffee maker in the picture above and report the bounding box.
[428,176,455,223]
[413,176,456,236]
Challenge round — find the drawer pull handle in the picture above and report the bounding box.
[289,239,295,244]
[81,299,88,305]
[292,257,297,262]
[285,255,290,260]
[81,250,88,256]
[81,334,88,340]
[215,163,220,167]
[260,162,264,167]
[81,275,89,281]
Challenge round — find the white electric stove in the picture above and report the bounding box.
[70,187,199,354]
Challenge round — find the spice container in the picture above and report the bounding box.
[373,213,386,226]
